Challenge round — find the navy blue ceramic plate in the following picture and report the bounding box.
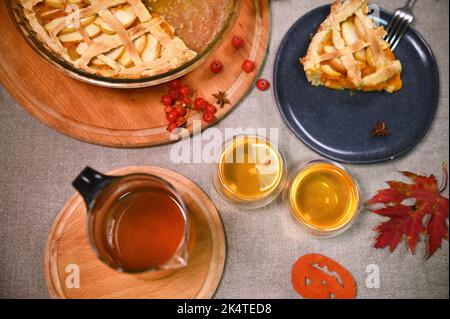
[274,5,439,164]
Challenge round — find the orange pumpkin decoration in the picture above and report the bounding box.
[292,254,357,299]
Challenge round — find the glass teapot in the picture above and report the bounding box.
[72,167,190,273]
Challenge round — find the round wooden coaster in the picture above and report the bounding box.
[0,0,269,148]
[44,166,226,299]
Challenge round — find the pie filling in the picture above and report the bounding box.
[21,0,197,78]
[301,0,403,93]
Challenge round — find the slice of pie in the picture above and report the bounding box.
[301,0,402,93]
[19,0,197,78]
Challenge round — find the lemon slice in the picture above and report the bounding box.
[218,136,284,201]
[249,142,282,193]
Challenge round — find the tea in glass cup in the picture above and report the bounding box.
[213,135,287,209]
[287,160,361,237]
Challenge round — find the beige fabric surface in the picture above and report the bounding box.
[0,0,448,298]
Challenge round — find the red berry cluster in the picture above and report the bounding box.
[161,79,218,132]
[161,79,190,132]
[194,97,217,124]
[209,36,257,74]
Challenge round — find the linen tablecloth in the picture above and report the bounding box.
[0,0,448,298]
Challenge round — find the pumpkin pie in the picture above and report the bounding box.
[301,0,402,93]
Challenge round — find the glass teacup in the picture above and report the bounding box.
[286,160,362,238]
[213,135,287,209]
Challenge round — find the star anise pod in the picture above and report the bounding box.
[371,122,391,137]
[212,91,231,108]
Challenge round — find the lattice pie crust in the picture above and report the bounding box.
[301,0,403,93]
[20,0,197,78]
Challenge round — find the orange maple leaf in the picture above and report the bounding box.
[366,163,449,259]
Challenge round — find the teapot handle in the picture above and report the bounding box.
[72,167,116,210]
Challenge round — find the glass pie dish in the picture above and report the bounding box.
[7,0,239,88]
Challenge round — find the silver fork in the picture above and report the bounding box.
[385,0,417,51]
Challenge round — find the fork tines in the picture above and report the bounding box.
[385,9,414,51]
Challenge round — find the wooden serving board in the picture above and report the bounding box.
[44,166,226,299]
[0,0,270,148]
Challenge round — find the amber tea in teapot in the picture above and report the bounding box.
[73,168,189,273]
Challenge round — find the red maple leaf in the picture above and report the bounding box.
[366,163,449,259]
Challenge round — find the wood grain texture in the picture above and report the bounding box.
[44,166,226,299]
[0,0,270,148]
